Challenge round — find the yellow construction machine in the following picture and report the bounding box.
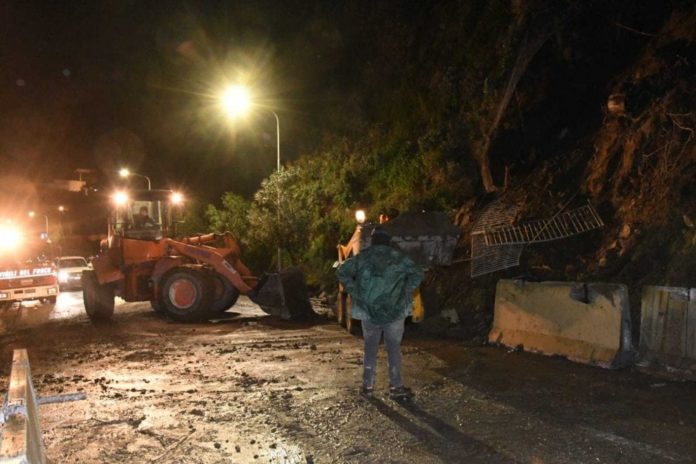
[336,211,460,334]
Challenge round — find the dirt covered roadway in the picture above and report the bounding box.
[1,295,695,463]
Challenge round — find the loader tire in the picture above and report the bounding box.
[160,267,214,322]
[82,270,115,321]
[208,270,240,313]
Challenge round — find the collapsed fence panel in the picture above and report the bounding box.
[470,200,604,277]
[0,349,46,464]
[482,204,605,245]
[489,280,633,368]
[640,286,696,374]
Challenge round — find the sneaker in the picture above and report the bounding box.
[389,386,413,400]
[360,386,374,398]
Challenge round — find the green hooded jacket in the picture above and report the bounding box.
[337,245,424,324]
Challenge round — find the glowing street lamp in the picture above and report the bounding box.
[220,83,282,271]
[119,168,151,190]
[57,205,67,238]
[220,85,251,119]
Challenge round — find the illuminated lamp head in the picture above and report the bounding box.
[220,84,251,119]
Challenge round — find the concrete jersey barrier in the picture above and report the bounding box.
[640,286,696,375]
[0,349,46,464]
[489,280,633,368]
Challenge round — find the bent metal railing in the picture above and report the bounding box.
[471,200,604,277]
[483,203,604,245]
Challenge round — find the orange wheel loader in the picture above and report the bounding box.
[83,189,313,322]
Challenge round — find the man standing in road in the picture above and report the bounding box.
[337,227,424,399]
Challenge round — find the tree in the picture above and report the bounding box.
[470,4,559,193]
[205,192,250,242]
[248,168,317,266]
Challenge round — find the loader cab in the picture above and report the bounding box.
[109,189,184,241]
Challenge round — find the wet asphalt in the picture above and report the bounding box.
[0,292,694,463]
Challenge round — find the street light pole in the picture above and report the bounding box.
[128,172,151,190]
[218,85,282,272]
[272,111,280,173]
[272,110,281,273]
[135,173,152,190]
[58,206,65,239]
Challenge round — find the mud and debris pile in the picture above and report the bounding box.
[420,5,696,341]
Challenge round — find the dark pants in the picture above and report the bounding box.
[362,318,406,389]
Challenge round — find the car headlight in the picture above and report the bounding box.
[58,270,69,283]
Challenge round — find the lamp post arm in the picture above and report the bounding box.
[132,173,151,190]
[139,174,152,190]
[269,110,281,272]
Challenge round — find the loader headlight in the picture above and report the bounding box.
[112,191,129,207]
[355,209,366,224]
[170,191,184,205]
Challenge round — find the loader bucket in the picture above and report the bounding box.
[249,267,314,320]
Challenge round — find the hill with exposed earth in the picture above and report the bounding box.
[421,3,696,340]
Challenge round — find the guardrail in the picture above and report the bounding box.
[0,349,46,464]
[0,350,87,463]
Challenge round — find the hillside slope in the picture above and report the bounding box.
[422,4,696,341]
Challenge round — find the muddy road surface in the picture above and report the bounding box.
[1,293,695,463]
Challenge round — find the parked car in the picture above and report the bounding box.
[56,256,91,290]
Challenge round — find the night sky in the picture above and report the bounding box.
[0,1,355,207]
